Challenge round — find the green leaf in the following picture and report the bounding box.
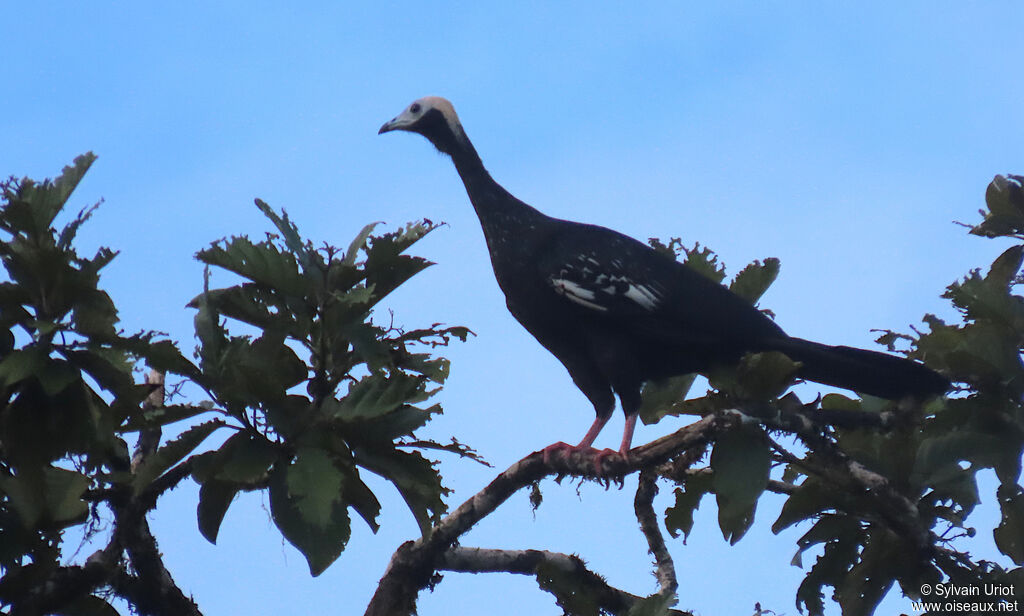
[711,425,771,544]
[363,221,439,304]
[197,479,241,544]
[1,153,96,239]
[994,483,1024,565]
[681,243,726,283]
[791,514,862,568]
[131,420,223,495]
[286,448,344,528]
[729,257,780,304]
[0,346,48,387]
[218,433,279,483]
[354,447,446,535]
[639,374,697,425]
[194,284,310,340]
[253,199,320,274]
[197,236,308,297]
[731,351,800,399]
[664,469,713,541]
[0,466,90,529]
[837,528,899,616]
[268,450,351,576]
[773,477,834,534]
[332,372,429,421]
[72,289,118,338]
[343,222,381,266]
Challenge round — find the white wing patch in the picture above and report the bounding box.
[623,283,660,310]
[551,278,609,312]
[549,252,665,313]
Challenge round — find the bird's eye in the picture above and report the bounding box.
[410,103,421,114]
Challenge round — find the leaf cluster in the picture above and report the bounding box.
[0,154,208,613]
[187,200,475,575]
[0,154,473,616]
[654,177,1024,616]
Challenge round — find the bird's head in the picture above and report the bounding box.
[379,96,468,156]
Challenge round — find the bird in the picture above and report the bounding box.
[379,96,949,467]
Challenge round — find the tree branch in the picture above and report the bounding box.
[1,536,122,614]
[440,546,694,616]
[634,470,677,601]
[364,414,724,616]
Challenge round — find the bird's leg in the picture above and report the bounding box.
[618,413,638,457]
[541,415,609,465]
[587,415,638,474]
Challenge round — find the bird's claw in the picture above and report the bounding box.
[541,443,630,475]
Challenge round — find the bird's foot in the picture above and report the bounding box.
[541,443,630,475]
[541,441,582,466]
[591,448,630,475]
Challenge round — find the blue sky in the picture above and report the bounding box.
[4,3,1023,615]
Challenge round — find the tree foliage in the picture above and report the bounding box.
[1,156,1021,616]
[0,155,473,613]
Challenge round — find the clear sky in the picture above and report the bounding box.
[4,3,1023,615]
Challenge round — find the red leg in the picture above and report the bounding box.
[541,415,610,465]
[618,413,638,456]
[590,414,639,473]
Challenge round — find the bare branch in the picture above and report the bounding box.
[364,414,724,616]
[440,547,694,616]
[634,470,677,602]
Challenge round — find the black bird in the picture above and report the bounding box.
[379,96,948,464]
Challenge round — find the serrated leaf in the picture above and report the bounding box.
[253,199,321,274]
[664,470,713,541]
[338,465,381,533]
[3,153,96,239]
[711,426,771,544]
[354,447,446,535]
[0,466,90,529]
[218,433,279,483]
[197,479,241,544]
[913,430,1014,486]
[269,452,351,576]
[286,448,344,527]
[363,221,439,304]
[131,420,223,495]
[0,346,47,387]
[639,374,697,425]
[343,222,381,266]
[72,289,118,338]
[332,372,429,421]
[731,351,800,399]
[194,284,310,340]
[681,243,726,283]
[354,404,438,442]
[729,257,780,304]
[197,236,308,297]
[994,483,1024,565]
[773,478,834,534]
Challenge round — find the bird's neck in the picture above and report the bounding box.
[448,141,550,265]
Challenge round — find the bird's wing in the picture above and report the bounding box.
[535,222,785,344]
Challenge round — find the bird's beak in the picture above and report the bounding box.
[378,107,417,134]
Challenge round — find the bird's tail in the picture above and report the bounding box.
[768,337,949,399]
